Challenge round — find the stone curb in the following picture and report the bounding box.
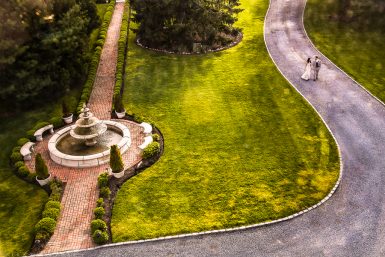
[29,1,348,256]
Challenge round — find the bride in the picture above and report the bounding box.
[301,58,312,81]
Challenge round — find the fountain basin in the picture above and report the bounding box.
[48,121,131,168]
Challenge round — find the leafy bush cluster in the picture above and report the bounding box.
[77,0,116,114]
[113,1,130,112]
[9,143,36,182]
[9,114,66,182]
[92,173,110,244]
[142,142,161,159]
[34,179,63,243]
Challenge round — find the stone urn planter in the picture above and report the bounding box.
[115,110,126,119]
[36,173,52,186]
[62,113,74,124]
[112,170,125,178]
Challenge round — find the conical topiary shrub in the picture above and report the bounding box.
[113,95,125,113]
[35,153,50,180]
[110,145,124,173]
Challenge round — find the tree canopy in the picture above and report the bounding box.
[0,0,100,111]
[130,0,243,53]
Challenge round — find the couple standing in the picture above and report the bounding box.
[301,55,321,81]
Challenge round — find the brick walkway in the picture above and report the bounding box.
[22,2,144,254]
[88,2,125,120]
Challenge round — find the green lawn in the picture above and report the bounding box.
[305,0,385,101]
[111,0,339,242]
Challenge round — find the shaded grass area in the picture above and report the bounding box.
[111,0,340,241]
[0,89,80,257]
[305,0,385,101]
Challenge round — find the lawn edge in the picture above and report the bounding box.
[29,1,345,256]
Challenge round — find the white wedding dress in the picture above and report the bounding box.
[301,63,311,81]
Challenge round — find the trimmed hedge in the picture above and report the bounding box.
[34,179,63,244]
[35,218,56,234]
[142,142,160,159]
[112,1,130,110]
[77,0,116,113]
[91,219,107,234]
[92,230,109,244]
[42,208,60,220]
[45,200,61,210]
[93,207,105,219]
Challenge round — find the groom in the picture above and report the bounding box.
[312,55,322,81]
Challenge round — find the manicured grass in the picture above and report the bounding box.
[111,0,340,242]
[305,0,385,101]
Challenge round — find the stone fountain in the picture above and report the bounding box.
[48,105,131,168]
[70,104,107,146]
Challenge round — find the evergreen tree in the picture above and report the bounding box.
[0,0,101,111]
[130,0,243,52]
[110,145,124,173]
[35,153,49,180]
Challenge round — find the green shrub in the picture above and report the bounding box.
[142,142,161,159]
[49,116,64,128]
[45,201,61,210]
[35,153,49,180]
[152,134,160,142]
[98,172,109,188]
[27,130,36,141]
[35,231,51,242]
[93,207,105,219]
[92,229,109,244]
[113,95,125,113]
[110,145,124,173]
[49,192,61,201]
[17,165,30,177]
[96,198,104,207]
[14,161,24,169]
[17,138,30,146]
[12,146,21,153]
[34,121,50,130]
[91,219,107,234]
[10,152,23,164]
[99,186,111,198]
[26,172,37,183]
[35,218,56,234]
[42,208,60,220]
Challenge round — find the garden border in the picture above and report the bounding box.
[135,32,243,55]
[31,1,346,256]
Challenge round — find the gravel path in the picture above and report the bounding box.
[35,0,385,256]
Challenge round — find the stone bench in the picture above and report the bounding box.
[138,135,153,150]
[140,122,152,136]
[34,124,54,142]
[20,142,35,161]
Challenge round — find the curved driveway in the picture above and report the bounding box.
[38,0,385,256]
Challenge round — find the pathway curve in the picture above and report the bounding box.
[37,0,385,256]
[25,2,145,254]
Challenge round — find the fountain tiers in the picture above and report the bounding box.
[49,120,131,167]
